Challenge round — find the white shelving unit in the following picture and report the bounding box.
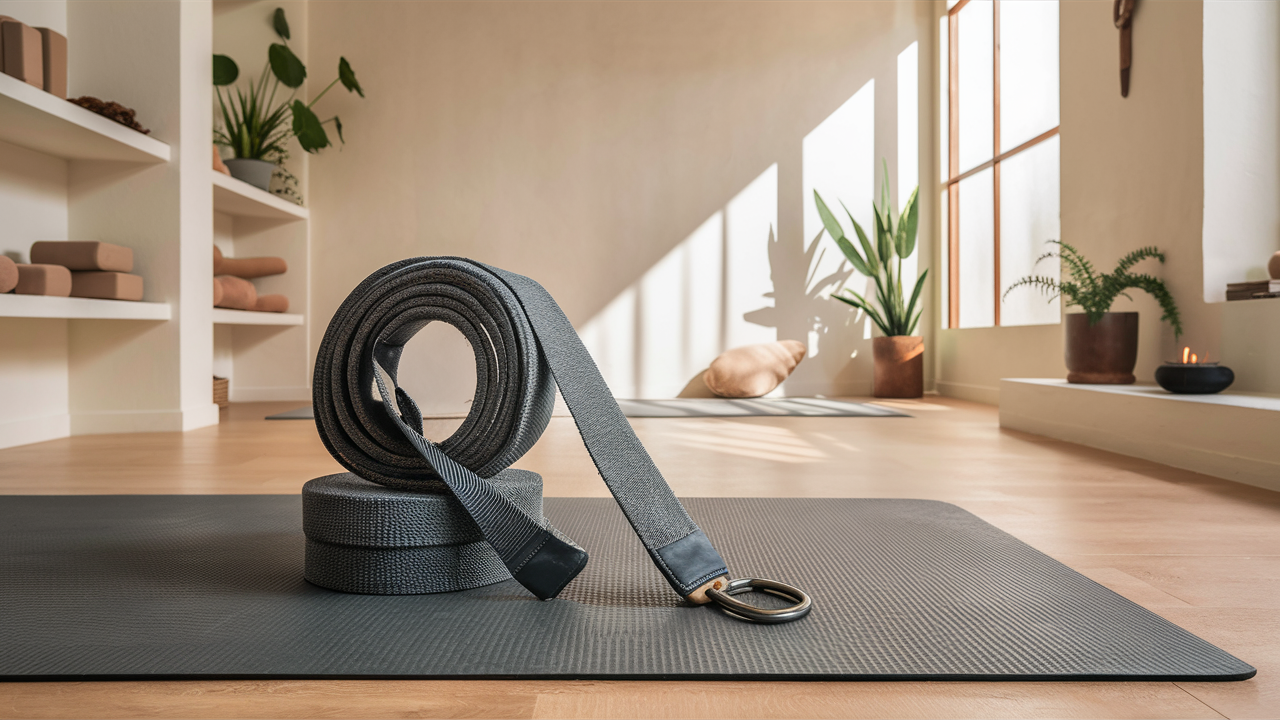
[0,294,171,321]
[0,73,171,163]
[212,170,310,222]
[212,308,304,326]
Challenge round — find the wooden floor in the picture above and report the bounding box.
[0,398,1276,719]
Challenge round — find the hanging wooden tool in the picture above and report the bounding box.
[1114,0,1137,97]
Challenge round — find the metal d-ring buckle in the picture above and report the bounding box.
[705,577,812,624]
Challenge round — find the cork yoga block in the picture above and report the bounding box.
[37,27,66,99]
[71,272,144,301]
[214,275,257,310]
[253,294,289,313]
[1,20,43,89]
[0,256,17,293]
[15,264,72,297]
[213,246,286,279]
[30,241,134,273]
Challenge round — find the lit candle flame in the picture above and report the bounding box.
[1180,346,1202,364]
[1183,347,1189,364]
[1191,353,1198,364]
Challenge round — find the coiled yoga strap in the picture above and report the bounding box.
[313,257,729,601]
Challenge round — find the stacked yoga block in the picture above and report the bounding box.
[213,246,289,313]
[0,242,144,300]
[0,14,68,98]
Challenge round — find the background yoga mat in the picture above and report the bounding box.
[266,398,907,420]
[0,496,1254,681]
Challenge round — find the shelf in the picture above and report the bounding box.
[212,171,309,222]
[212,308,304,326]
[0,294,171,320]
[0,73,171,163]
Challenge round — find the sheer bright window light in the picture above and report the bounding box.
[999,135,1060,326]
[957,0,994,172]
[958,167,995,329]
[999,0,1059,152]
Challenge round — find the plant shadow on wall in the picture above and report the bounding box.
[212,7,365,201]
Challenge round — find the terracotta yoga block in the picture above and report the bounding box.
[253,294,289,313]
[214,275,257,310]
[1,19,43,89]
[0,256,17,293]
[30,241,134,273]
[71,272,144,301]
[1269,251,1280,280]
[704,340,807,398]
[37,27,66,99]
[213,245,286,279]
[15,264,72,297]
[213,145,230,175]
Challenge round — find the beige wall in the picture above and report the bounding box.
[306,1,938,409]
[938,0,1280,403]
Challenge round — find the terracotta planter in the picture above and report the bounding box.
[1064,312,1138,384]
[872,336,923,398]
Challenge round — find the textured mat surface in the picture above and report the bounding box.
[267,398,906,421]
[0,496,1254,681]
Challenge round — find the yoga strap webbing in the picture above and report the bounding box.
[314,257,729,600]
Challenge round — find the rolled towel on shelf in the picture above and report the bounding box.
[252,294,289,313]
[0,256,17,293]
[214,275,257,310]
[14,264,72,297]
[30,241,134,273]
[70,272,144,301]
[213,246,286,279]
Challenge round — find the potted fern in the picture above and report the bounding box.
[814,163,928,398]
[1004,241,1182,384]
[212,8,364,193]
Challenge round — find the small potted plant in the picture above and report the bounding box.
[213,8,364,193]
[814,162,928,398]
[1005,241,1182,383]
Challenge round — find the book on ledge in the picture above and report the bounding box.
[1226,279,1280,301]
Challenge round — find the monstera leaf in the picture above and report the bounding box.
[213,54,238,86]
[291,101,330,152]
[269,43,306,88]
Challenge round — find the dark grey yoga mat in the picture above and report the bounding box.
[267,398,906,421]
[0,495,1254,681]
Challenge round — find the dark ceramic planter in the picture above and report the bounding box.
[1154,364,1235,394]
[224,158,275,192]
[1064,312,1138,384]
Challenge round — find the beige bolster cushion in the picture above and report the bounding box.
[15,264,72,297]
[71,272,144,301]
[703,340,807,398]
[30,241,134,273]
[213,246,286,279]
[0,256,17,293]
[214,275,257,310]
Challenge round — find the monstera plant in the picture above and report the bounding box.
[212,7,364,194]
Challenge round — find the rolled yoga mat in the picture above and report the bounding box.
[313,257,732,602]
[0,495,1256,680]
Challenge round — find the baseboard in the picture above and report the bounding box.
[70,409,187,435]
[229,385,311,403]
[0,414,71,450]
[935,380,1000,405]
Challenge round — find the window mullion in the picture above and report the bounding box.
[993,0,1002,326]
[948,9,961,329]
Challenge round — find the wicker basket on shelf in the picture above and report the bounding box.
[213,376,229,408]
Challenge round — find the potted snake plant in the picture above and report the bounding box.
[1004,241,1182,383]
[212,7,364,194]
[814,162,927,398]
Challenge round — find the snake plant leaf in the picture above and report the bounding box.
[291,100,330,152]
[213,54,239,86]
[873,204,895,264]
[903,268,928,324]
[895,187,919,259]
[833,236,872,277]
[879,159,894,237]
[273,7,291,40]
[338,57,364,98]
[813,191,845,241]
[269,43,307,88]
[846,205,881,276]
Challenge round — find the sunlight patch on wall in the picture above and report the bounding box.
[580,165,779,399]
[898,41,920,287]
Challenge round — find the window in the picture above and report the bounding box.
[941,0,1060,329]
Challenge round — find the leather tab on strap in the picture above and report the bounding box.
[510,532,590,601]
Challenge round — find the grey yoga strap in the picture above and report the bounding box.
[313,257,729,601]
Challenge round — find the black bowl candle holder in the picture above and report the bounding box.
[1154,362,1234,394]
